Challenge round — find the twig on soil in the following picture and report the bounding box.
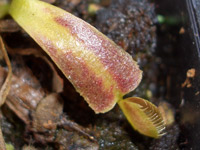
[0,36,12,106]
[0,36,12,150]
[58,116,96,142]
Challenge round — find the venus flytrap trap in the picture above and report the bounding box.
[118,97,166,138]
[8,0,165,138]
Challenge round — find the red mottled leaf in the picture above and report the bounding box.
[9,0,142,113]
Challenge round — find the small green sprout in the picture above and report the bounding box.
[157,14,181,25]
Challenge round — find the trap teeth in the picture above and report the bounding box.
[118,97,166,138]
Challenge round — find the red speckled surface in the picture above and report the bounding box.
[55,16,142,94]
[36,35,115,113]
[58,51,115,113]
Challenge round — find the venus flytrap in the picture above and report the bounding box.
[118,97,166,138]
[8,0,165,138]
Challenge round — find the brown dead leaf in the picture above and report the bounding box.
[33,93,63,132]
[7,47,64,93]
[179,27,185,34]
[182,68,196,88]
[187,68,195,78]
[0,19,20,33]
[0,56,46,124]
[0,36,12,106]
[0,36,12,150]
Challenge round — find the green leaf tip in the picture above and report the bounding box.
[0,0,10,19]
[118,97,166,138]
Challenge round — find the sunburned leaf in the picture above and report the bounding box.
[9,0,142,113]
[118,97,166,138]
